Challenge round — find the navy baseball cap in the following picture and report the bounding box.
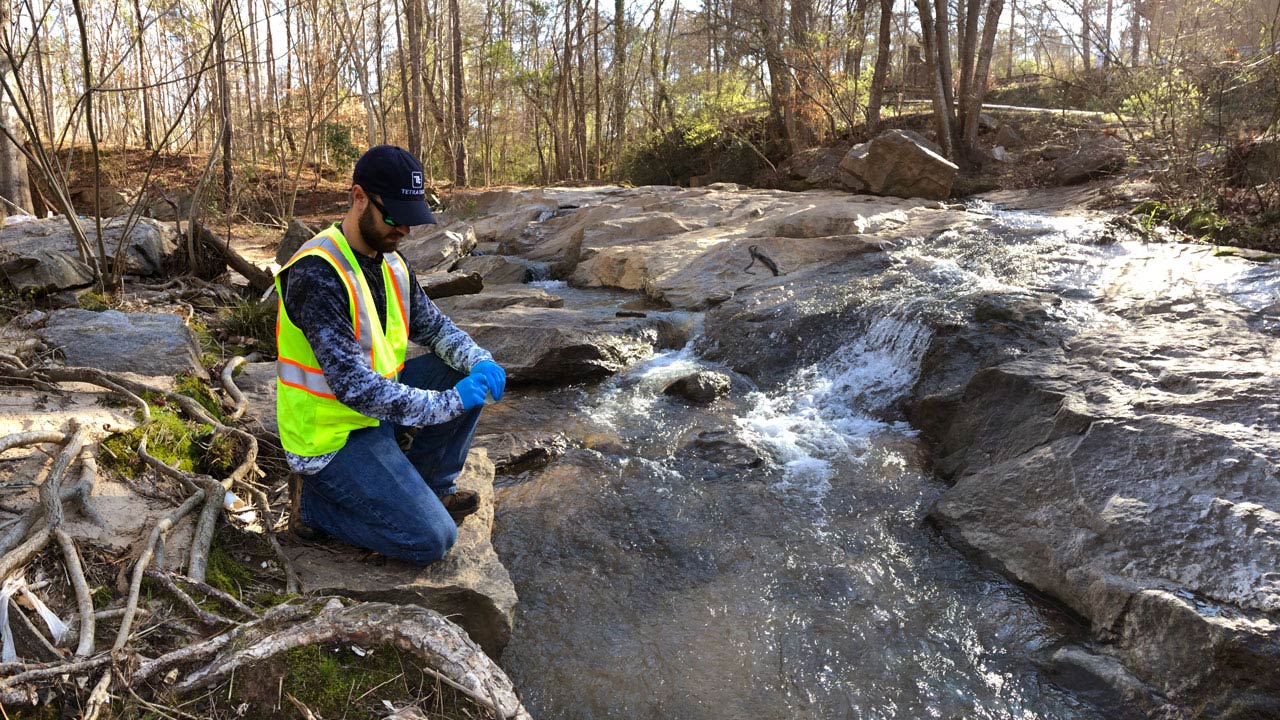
[352,145,437,225]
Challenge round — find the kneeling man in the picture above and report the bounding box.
[276,145,505,564]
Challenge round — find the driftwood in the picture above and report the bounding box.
[192,222,275,294]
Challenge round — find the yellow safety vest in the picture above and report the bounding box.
[275,225,412,456]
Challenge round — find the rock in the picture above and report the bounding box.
[0,216,177,295]
[447,305,691,384]
[275,219,318,265]
[679,429,766,469]
[400,222,477,274]
[994,124,1023,148]
[662,371,731,404]
[779,147,845,188]
[991,146,1012,163]
[474,431,570,473]
[838,129,958,200]
[978,113,1000,131]
[38,309,208,379]
[70,186,130,217]
[453,254,529,285]
[229,361,278,442]
[1039,144,1073,160]
[1045,646,1170,718]
[419,271,483,299]
[452,188,558,244]
[434,286,564,313]
[284,449,518,658]
[919,300,1280,710]
[1052,136,1127,184]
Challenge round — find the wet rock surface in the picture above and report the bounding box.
[662,371,732,404]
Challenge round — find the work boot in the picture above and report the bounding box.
[440,490,479,526]
[287,473,327,541]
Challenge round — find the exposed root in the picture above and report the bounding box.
[221,355,249,421]
[143,570,235,628]
[173,600,530,719]
[54,528,95,657]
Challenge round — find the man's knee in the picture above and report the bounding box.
[400,521,457,565]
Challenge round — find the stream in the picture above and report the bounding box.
[484,201,1277,719]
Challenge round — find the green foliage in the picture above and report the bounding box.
[322,121,362,168]
[1119,68,1205,138]
[622,113,774,187]
[1131,198,1228,241]
[175,372,226,421]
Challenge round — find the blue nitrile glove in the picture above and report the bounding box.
[454,374,489,411]
[470,360,506,401]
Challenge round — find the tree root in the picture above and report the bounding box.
[54,528,95,657]
[143,570,235,628]
[172,600,531,719]
[114,489,206,651]
[220,356,249,421]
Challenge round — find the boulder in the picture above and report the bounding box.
[0,216,177,294]
[38,309,208,379]
[448,305,691,384]
[434,286,565,313]
[275,219,318,265]
[283,449,518,658]
[839,129,959,200]
[916,291,1280,711]
[452,188,558,244]
[1052,136,1127,185]
[662,371,731,404]
[419,271,483,299]
[399,222,477,274]
[678,429,766,469]
[993,124,1024,148]
[779,147,845,188]
[453,254,530,285]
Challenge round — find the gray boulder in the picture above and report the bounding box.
[275,219,318,265]
[284,449,518,658]
[453,254,530,285]
[38,309,207,379]
[0,216,177,294]
[839,129,958,200]
[400,222,477,274]
[1053,136,1127,185]
[419,271,483,299]
[662,371,732,404]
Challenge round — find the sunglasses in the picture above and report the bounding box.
[367,195,401,227]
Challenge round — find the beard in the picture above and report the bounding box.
[358,202,406,255]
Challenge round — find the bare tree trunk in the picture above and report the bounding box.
[865,0,892,132]
[914,0,953,158]
[404,0,425,159]
[1130,0,1140,66]
[1007,0,1015,77]
[1081,0,1092,69]
[611,0,626,173]
[214,0,232,217]
[450,0,468,185]
[130,0,154,150]
[934,0,955,131]
[961,0,1003,159]
[1104,0,1113,66]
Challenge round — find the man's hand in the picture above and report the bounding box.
[454,374,490,410]
[470,360,506,401]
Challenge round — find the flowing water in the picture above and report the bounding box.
[488,203,1278,719]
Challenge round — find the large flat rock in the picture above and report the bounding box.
[283,450,517,658]
[38,309,208,380]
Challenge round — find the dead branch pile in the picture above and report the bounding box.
[0,364,529,718]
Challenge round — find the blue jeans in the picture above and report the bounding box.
[298,354,483,564]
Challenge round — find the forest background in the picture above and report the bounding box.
[0,0,1277,281]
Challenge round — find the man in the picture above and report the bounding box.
[275,145,505,565]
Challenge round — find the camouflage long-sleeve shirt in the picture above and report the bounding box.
[280,235,492,474]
